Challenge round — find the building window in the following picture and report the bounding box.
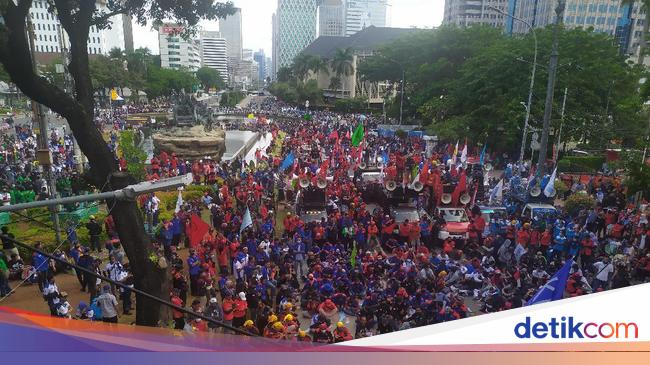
[609,5,617,13]
[587,16,595,25]
[569,3,577,11]
[597,17,605,25]
[578,4,587,12]
[588,4,596,12]
[576,16,584,24]
[55,46,59,52]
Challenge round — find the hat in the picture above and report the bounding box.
[438,271,447,277]
[336,321,344,328]
[272,321,284,331]
[268,314,278,323]
[298,330,307,337]
[209,297,217,304]
[284,314,294,322]
[238,292,246,300]
[284,302,293,309]
[244,320,254,327]
[89,215,96,220]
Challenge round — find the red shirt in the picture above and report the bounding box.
[171,296,184,319]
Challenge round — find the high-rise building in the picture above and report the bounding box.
[507,0,644,59]
[220,7,243,61]
[319,0,346,37]
[266,57,273,80]
[442,0,508,28]
[28,0,132,57]
[273,0,319,76]
[242,48,254,62]
[253,50,267,82]
[200,31,228,82]
[272,12,279,77]
[158,24,201,72]
[345,0,388,36]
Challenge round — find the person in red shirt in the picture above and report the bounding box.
[232,292,248,328]
[540,228,552,252]
[398,219,411,243]
[171,290,185,330]
[222,293,236,329]
[367,219,379,249]
[472,214,486,245]
[313,223,325,245]
[443,237,455,254]
[516,223,531,248]
[409,220,421,247]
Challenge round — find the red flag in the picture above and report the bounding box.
[260,204,269,220]
[329,130,339,140]
[187,214,210,249]
[451,171,467,206]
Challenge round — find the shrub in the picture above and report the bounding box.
[564,193,596,215]
[558,156,605,173]
[553,179,569,197]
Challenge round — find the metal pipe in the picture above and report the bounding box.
[1,234,256,337]
[0,191,123,213]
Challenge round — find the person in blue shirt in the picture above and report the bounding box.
[171,214,182,249]
[187,250,201,296]
[550,230,567,261]
[291,237,307,278]
[32,242,50,292]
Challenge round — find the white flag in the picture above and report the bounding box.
[240,207,253,233]
[490,179,504,204]
[174,189,183,213]
[460,143,468,164]
[544,167,557,197]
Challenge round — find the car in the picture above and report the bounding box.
[435,206,470,241]
[390,205,420,225]
[298,188,327,224]
[521,203,557,220]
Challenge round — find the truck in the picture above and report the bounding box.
[435,206,470,241]
[297,187,328,224]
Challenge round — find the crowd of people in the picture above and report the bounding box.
[1,97,649,344]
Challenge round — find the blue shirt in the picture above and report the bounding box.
[187,255,201,276]
[33,253,49,272]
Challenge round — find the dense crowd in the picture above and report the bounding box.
[1,98,649,343]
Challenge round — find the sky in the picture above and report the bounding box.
[132,0,444,56]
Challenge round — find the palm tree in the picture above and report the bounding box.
[291,53,312,82]
[623,0,650,65]
[330,48,354,98]
[329,76,342,94]
[308,55,330,79]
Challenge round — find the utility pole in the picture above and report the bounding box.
[537,0,565,177]
[27,16,62,244]
[554,87,568,164]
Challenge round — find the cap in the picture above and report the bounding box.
[336,321,344,328]
[244,320,254,327]
[238,292,246,300]
[272,321,284,330]
[284,314,294,322]
[298,330,307,337]
[268,314,278,323]
[209,297,217,304]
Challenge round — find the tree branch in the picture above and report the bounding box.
[90,8,128,27]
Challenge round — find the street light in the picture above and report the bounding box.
[487,5,537,165]
[376,54,405,125]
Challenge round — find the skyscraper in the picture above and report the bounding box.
[200,31,228,82]
[158,24,201,72]
[220,7,243,61]
[273,0,318,76]
[442,0,508,28]
[253,50,267,82]
[345,0,388,36]
[319,0,346,37]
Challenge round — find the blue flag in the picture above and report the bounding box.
[280,152,295,172]
[240,207,253,233]
[527,258,573,306]
[479,144,487,165]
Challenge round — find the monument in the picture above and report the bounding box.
[152,92,226,160]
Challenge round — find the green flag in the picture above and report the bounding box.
[350,242,358,267]
[351,123,364,147]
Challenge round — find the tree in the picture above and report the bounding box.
[329,76,342,93]
[0,64,9,83]
[330,48,354,98]
[196,66,226,90]
[308,55,329,77]
[276,66,293,83]
[0,0,236,327]
[118,130,148,182]
[291,53,312,82]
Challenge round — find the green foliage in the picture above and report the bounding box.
[564,193,597,215]
[269,79,322,106]
[220,91,245,107]
[144,64,198,98]
[155,185,213,222]
[621,150,650,198]
[118,130,148,182]
[554,179,569,197]
[334,96,368,112]
[196,66,226,90]
[558,156,605,173]
[0,63,10,82]
[359,25,645,151]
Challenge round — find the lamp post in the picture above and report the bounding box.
[488,5,538,165]
[377,54,404,125]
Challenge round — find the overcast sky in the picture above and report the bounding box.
[132,0,444,55]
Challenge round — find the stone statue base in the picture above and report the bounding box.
[152,126,226,161]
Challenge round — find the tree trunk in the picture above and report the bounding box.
[0,0,168,327]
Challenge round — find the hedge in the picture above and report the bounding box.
[558,156,604,173]
[564,193,596,215]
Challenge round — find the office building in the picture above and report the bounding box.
[319,0,346,36]
[158,24,201,72]
[442,0,508,28]
[253,50,267,82]
[508,0,645,60]
[345,0,388,36]
[273,0,319,76]
[200,31,228,81]
[28,0,133,58]
[220,7,243,61]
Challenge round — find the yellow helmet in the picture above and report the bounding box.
[268,314,278,323]
[336,321,344,328]
[438,271,447,277]
[284,302,293,309]
[298,330,307,337]
[244,320,254,327]
[284,314,294,322]
[273,321,284,331]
